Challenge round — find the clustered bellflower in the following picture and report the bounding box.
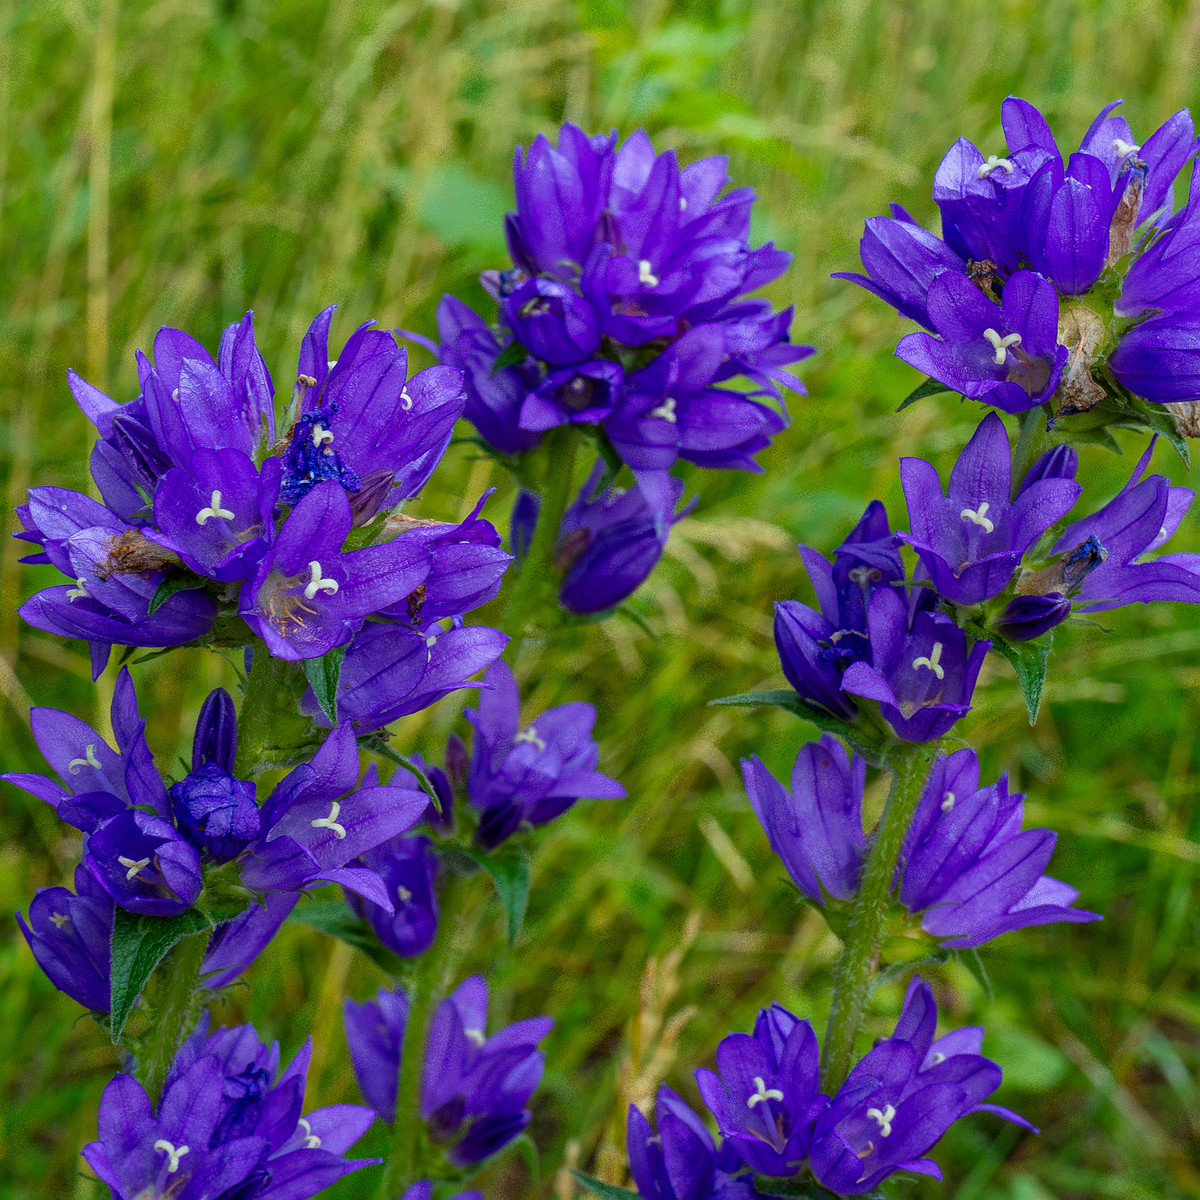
[839,97,1200,431]
[15,308,510,687]
[344,974,553,1167]
[84,1013,376,1199]
[743,737,1100,947]
[627,979,1031,1199]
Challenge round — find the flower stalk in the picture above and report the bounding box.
[820,739,940,1092]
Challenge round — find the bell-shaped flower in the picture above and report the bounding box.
[342,986,409,1123]
[519,358,623,431]
[896,270,1067,415]
[464,660,625,848]
[899,412,1081,605]
[345,833,441,957]
[503,278,601,366]
[840,590,990,743]
[83,1014,377,1200]
[810,978,1034,1195]
[695,1003,826,1177]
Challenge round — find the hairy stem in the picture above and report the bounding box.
[1011,404,1052,491]
[136,929,210,1104]
[233,642,315,777]
[820,740,939,1092]
[501,425,580,655]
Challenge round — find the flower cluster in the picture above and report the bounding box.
[16,308,510,679]
[629,979,1031,1199]
[840,97,1200,430]
[84,1013,376,1199]
[344,974,553,1167]
[744,737,1100,947]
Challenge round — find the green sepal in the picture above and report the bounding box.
[897,376,952,411]
[148,571,206,616]
[509,1132,540,1182]
[493,341,529,372]
[301,645,346,725]
[752,1177,886,1200]
[708,689,886,764]
[109,906,212,1041]
[971,621,1051,724]
[571,1171,641,1200]
[287,897,410,979]
[957,945,995,1001]
[461,843,531,946]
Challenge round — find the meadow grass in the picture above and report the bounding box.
[0,1,1198,1196]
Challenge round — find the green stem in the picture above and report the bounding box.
[820,741,939,1093]
[136,929,210,1104]
[233,641,315,777]
[501,425,581,654]
[1011,405,1052,491]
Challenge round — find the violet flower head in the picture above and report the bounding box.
[345,833,441,958]
[627,1085,758,1200]
[695,1002,825,1177]
[841,588,990,743]
[421,974,554,1166]
[464,660,625,848]
[83,1015,377,1200]
[811,978,1034,1195]
[899,412,1081,606]
[343,986,410,1123]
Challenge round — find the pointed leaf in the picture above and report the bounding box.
[287,897,410,979]
[571,1171,641,1200]
[973,623,1051,724]
[148,572,206,616]
[897,376,952,411]
[462,844,531,946]
[361,737,442,812]
[109,907,212,1041]
[493,341,529,373]
[708,690,885,762]
[301,645,346,725]
[957,945,995,1002]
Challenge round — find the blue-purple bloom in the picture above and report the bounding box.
[83,1014,377,1199]
[345,833,441,958]
[463,660,625,847]
[742,738,1099,947]
[344,975,553,1166]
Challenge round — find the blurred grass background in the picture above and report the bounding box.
[2,0,1199,1196]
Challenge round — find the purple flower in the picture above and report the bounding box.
[345,834,441,957]
[995,592,1072,641]
[1107,312,1200,405]
[83,1014,377,1200]
[519,359,623,432]
[421,975,553,1166]
[503,278,600,365]
[899,412,1080,605]
[464,660,625,848]
[627,1085,758,1200]
[1047,440,1200,609]
[550,466,694,615]
[841,589,990,742]
[810,978,1034,1195]
[402,1184,482,1200]
[694,1002,825,1176]
[742,743,1097,948]
[344,976,553,1167]
[895,271,1067,414]
[84,809,204,917]
[170,762,261,863]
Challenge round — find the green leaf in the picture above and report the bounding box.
[571,1171,640,1200]
[362,737,443,813]
[897,376,952,412]
[462,844,531,945]
[301,645,346,725]
[509,1132,540,1182]
[148,571,205,616]
[109,907,211,1041]
[957,945,995,1002]
[708,690,886,762]
[287,898,409,978]
[493,341,529,373]
[976,624,1052,724]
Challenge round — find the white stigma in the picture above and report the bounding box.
[912,642,945,680]
[940,792,956,813]
[982,328,1022,365]
[400,386,413,411]
[977,154,1014,178]
[515,726,547,753]
[118,855,152,881]
[679,196,687,211]
[930,1051,947,1066]
[465,1027,487,1047]
[649,396,677,423]
[397,885,413,903]
[154,1140,190,1173]
[311,423,334,448]
[746,1076,785,1109]
[866,1104,896,1137]
[195,490,236,526]
[311,800,347,840]
[303,561,339,600]
[66,577,89,602]
[638,259,659,288]
[67,744,103,774]
[49,912,71,929]
[1112,138,1140,157]
[960,501,995,534]
[298,1117,321,1149]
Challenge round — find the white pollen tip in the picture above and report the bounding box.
[465,1028,486,1047]
[982,327,1022,365]
[977,154,1014,178]
[637,259,659,288]
[941,792,956,813]
[912,642,946,681]
[303,561,339,601]
[311,800,347,840]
